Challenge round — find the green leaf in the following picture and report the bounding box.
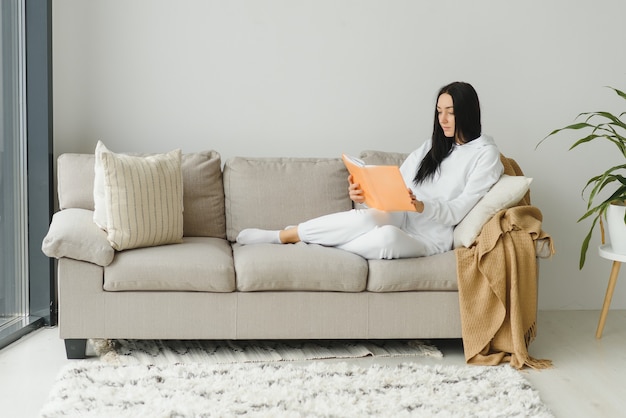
[583,111,626,130]
[579,216,599,269]
[606,86,626,101]
[539,123,593,142]
[538,85,626,269]
[570,133,603,149]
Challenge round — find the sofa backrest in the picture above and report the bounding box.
[56,151,226,238]
[56,148,530,246]
[359,149,409,166]
[223,157,353,242]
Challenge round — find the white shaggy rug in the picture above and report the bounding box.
[40,361,554,417]
[91,339,442,365]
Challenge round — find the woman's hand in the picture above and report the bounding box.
[348,175,365,204]
[408,188,424,213]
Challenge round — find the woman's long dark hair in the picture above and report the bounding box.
[413,82,482,185]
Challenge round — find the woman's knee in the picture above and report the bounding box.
[369,225,406,247]
[368,225,427,259]
[338,225,425,259]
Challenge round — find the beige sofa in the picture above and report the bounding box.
[42,149,541,359]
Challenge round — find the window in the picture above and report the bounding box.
[0,0,29,334]
[0,0,53,348]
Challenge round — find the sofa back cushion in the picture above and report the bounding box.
[57,153,96,211]
[223,157,352,242]
[56,150,226,238]
[179,151,226,238]
[359,149,408,166]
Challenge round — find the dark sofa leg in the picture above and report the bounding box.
[64,339,87,359]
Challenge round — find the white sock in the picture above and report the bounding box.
[236,228,282,245]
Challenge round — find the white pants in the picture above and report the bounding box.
[297,209,430,259]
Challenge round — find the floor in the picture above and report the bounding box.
[1,310,625,418]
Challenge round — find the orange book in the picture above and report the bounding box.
[342,154,416,212]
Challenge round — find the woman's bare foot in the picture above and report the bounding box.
[279,226,301,244]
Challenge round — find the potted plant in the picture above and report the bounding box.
[539,86,626,269]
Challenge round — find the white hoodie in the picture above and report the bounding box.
[398,134,503,254]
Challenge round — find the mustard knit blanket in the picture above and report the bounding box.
[456,205,554,369]
[455,156,555,369]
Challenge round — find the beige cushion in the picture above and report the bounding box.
[57,153,97,211]
[359,149,408,166]
[180,151,226,238]
[223,157,353,242]
[453,175,533,248]
[233,242,368,292]
[367,251,457,292]
[104,237,235,292]
[101,149,184,250]
[41,208,115,266]
[93,141,110,229]
[58,150,225,238]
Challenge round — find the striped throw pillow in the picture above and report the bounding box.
[100,149,184,250]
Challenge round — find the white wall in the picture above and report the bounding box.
[52,0,626,310]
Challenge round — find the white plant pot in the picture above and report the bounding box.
[606,202,626,254]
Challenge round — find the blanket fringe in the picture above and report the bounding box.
[524,322,537,347]
[522,355,553,370]
[520,323,552,369]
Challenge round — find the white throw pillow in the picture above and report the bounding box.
[100,147,184,251]
[93,140,110,230]
[453,175,532,248]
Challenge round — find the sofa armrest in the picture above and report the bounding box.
[42,208,114,266]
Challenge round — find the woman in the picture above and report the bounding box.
[237,81,504,259]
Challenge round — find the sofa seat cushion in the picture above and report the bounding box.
[103,237,235,292]
[233,242,368,292]
[366,251,458,292]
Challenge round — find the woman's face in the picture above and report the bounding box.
[437,93,455,139]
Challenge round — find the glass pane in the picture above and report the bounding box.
[0,0,28,329]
